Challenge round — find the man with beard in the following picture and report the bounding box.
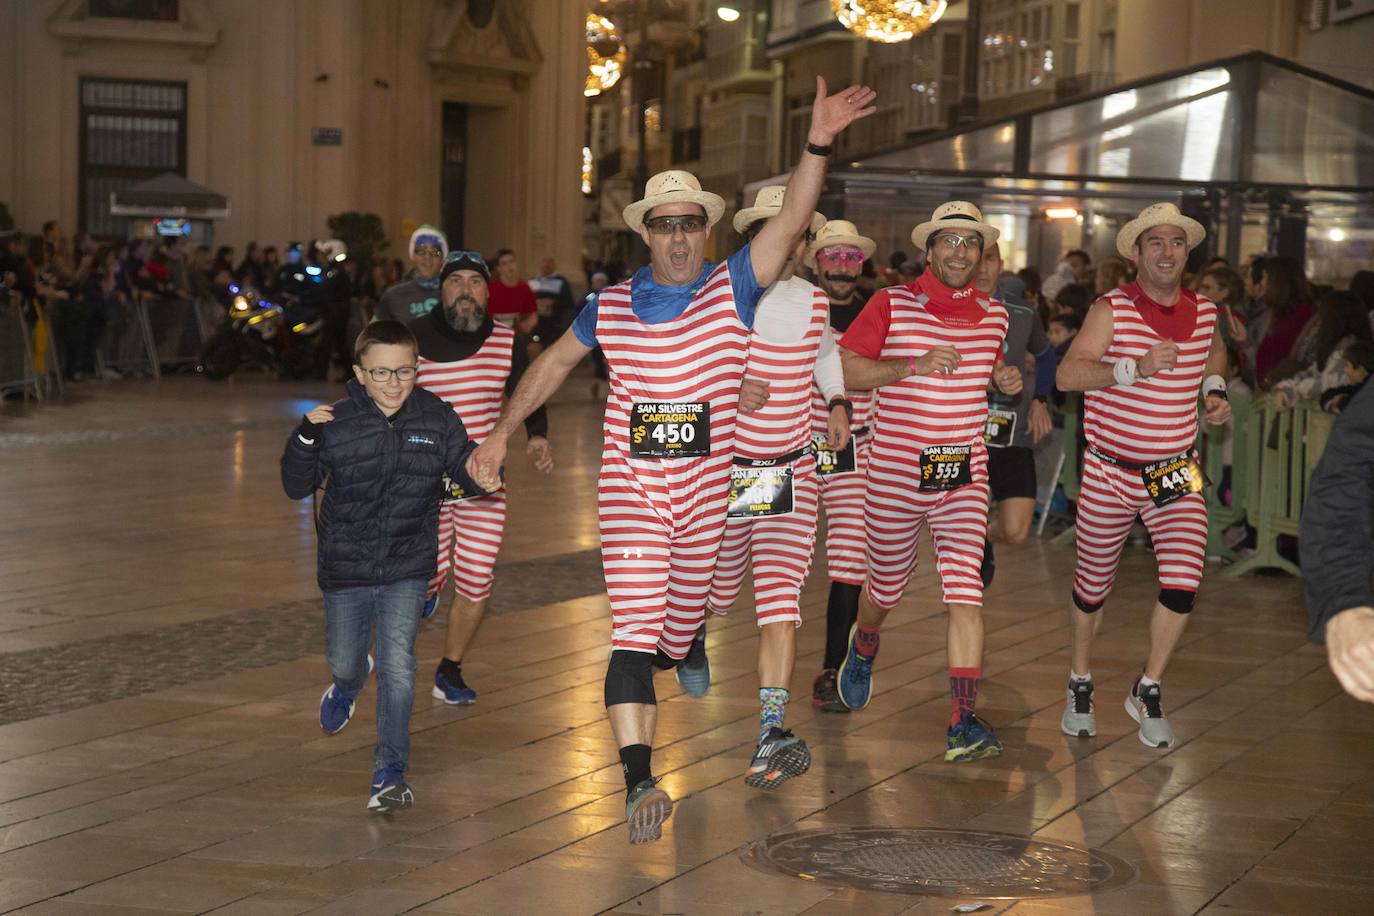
[973,241,1056,587]
[685,186,846,790]
[409,250,553,705]
[834,202,1022,763]
[464,77,876,843]
[375,226,447,323]
[799,220,879,713]
[1055,203,1230,748]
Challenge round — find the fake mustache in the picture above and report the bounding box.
[825,273,857,283]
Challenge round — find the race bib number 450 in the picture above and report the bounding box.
[1142,452,1207,507]
[630,402,710,458]
[919,445,973,491]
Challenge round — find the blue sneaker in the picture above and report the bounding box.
[945,711,1004,762]
[421,593,440,620]
[319,654,373,734]
[675,625,710,698]
[367,764,413,813]
[836,624,877,710]
[432,665,477,705]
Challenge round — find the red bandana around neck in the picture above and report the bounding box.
[914,271,985,326]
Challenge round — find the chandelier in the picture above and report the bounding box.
[585,12,626,97]
[830,0,948,43]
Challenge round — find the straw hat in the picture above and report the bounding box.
[804,219,876,269]
[1116,202,1205,260]
[911,201,999,251]
[732,185,826,235]
[622,170,725,234]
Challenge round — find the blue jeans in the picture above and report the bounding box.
[323,578,426,772]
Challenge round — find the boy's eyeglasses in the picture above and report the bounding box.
[644,215,708,236]
[361,366,418,382]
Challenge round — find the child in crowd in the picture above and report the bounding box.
[280,320,492,813]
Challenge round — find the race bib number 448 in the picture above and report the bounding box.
[630,402,710,458]
[1142,452,1207,507]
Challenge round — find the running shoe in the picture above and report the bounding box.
[1125,678,1176,748]
[421,593,440,620]
[744,727,812,789]
[980,538,996,589]
[367,764,414,813]
[675,625,711,698]
[811,669,848,714]
[319,654,374,734]
[432,665,477,705]
[1060,678,1097,738]
[945,711,1004,762]
[836,624,877,710]
[625,778,672,845]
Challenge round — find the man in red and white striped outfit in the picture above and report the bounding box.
[696,186,849,789]
[1056,203,1231,748]
[800,220,878,713]
[834,202,1022,763]
[465,78,877,844]
[409,250,553,707]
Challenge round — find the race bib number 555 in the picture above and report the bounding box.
[919,445,973,491]
[630,402,710,458]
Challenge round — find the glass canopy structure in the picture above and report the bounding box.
[824,52,1374,284]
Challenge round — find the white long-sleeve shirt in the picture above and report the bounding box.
[753,275,846,403]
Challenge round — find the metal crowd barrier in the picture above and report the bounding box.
[98,295,217,379]
[1040,390,1331,578]
[0,296,62,403]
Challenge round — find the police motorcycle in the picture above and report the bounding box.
[198,242,331,380]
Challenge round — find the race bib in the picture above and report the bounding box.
[440,472,485,502]
[727,465,795,517]
[630,402,710,458]
[813,435,857,476]
[984,408,1017,449]
[1142,452,1207,507]
[919,445,973,491]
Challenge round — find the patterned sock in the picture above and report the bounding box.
[949,667,982,726]
[855,624,880,656]
[619,744,652,793]
[759,687,789,742]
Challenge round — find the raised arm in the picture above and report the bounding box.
[750,78,875,288]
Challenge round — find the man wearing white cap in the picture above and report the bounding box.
[801,220,880,713]
[834,201,1022,763]
[465,78,876,843]
[1056,202,1230,748]
[374,226,448,323]
[686,187,848,790]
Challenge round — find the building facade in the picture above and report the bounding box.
[0,0,587,278]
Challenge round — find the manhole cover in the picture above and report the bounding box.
[742,826,1137,898]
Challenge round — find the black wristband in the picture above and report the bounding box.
[828,396,853,420]
[297,415,323,441]
[805,141,832,157]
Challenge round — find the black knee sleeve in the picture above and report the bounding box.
[605,650,657,707]
[1158,588,1196,614]
[1073,593,1104,614]
[824,582,862,670]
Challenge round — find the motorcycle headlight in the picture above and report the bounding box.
[233,296,250,311]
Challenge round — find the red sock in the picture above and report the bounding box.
[949,667,981,726]
[855,624,880,655]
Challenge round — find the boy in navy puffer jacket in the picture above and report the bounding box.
[281,320,491,813]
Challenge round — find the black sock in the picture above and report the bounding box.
[438,657,466,687]
[620,744,652,792]
[823,582,862,670]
